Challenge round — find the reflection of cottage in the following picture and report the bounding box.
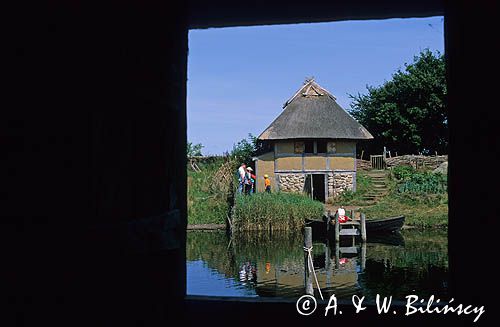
[255,79,373,202]
[255,244,361,298]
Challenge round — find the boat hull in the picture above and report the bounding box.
[366,216,405,233]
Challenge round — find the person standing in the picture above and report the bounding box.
[237,163,246,193]
[244,167,254,195]
[247,167,256,194]
[264,174,271,193]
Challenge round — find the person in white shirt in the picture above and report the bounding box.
[237,163,246,193]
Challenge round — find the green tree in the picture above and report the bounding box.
[230,134,257,165]
[350,49,447,155]
[187,142,203,157]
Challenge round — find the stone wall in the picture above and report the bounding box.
[385,155,448,170]
[356,159,371,170]
[278,171,354,197]
[277,173,305,192]
[329,172,354,197]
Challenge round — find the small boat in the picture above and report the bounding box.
[365,216,405,234]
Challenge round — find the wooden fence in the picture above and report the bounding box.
[370,155,386,170]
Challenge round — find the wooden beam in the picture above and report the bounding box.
[304,227,313,296]
[339,229,359,236]
[334,212,340,242]
[339,246,358,254]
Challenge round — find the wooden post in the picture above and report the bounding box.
[334,241,340,269]
[304,227,313,296]
[325,240,331,285]
[334,212,340,242]
[361,241,367,271]
[326,210,331,233]
[310,174,314,200]
[360,150,364,161]
[360,213,367,242]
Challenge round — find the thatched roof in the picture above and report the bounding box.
[258,79,373,140]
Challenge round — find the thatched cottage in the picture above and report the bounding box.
[254,79,373,202]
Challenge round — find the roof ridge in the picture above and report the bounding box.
[310,81,336,100]
[283,79,314,108]
[283,80,337,108]
[304,83,324,96]
[259,80,373,141]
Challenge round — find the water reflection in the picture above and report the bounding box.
[187,229,448,299]
[239,262,257,285]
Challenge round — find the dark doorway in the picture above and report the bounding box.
[304,174,326,202]
[312,174,326,202]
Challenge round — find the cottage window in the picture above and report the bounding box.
[317,141,327,153]
[327,141,337,154]
[294,141,304,153]
[304,141,314,153]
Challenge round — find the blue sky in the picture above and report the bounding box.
[187,17,444,155]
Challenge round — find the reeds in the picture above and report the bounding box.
[232,192,324,231]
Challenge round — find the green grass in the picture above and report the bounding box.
[187,160,231,225]
[232,192,324,231]
[362,193,448,228]
[335,167,448,228]
[332,171,373,205]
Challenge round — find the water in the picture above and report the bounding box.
[187,229,448,300]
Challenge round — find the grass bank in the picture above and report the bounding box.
[363,193,448,228]
[232,192,324,231]
[335,166,448,228]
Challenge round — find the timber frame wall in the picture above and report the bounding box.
[258,140,357,197]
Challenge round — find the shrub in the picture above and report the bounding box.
[232,192,324,231]
[392,165,416,181]
[398,171,447,194]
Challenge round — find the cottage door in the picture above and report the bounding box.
[312,174,326,202]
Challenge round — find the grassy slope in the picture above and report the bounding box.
[335,169,448,228]
[187,162,229,225]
